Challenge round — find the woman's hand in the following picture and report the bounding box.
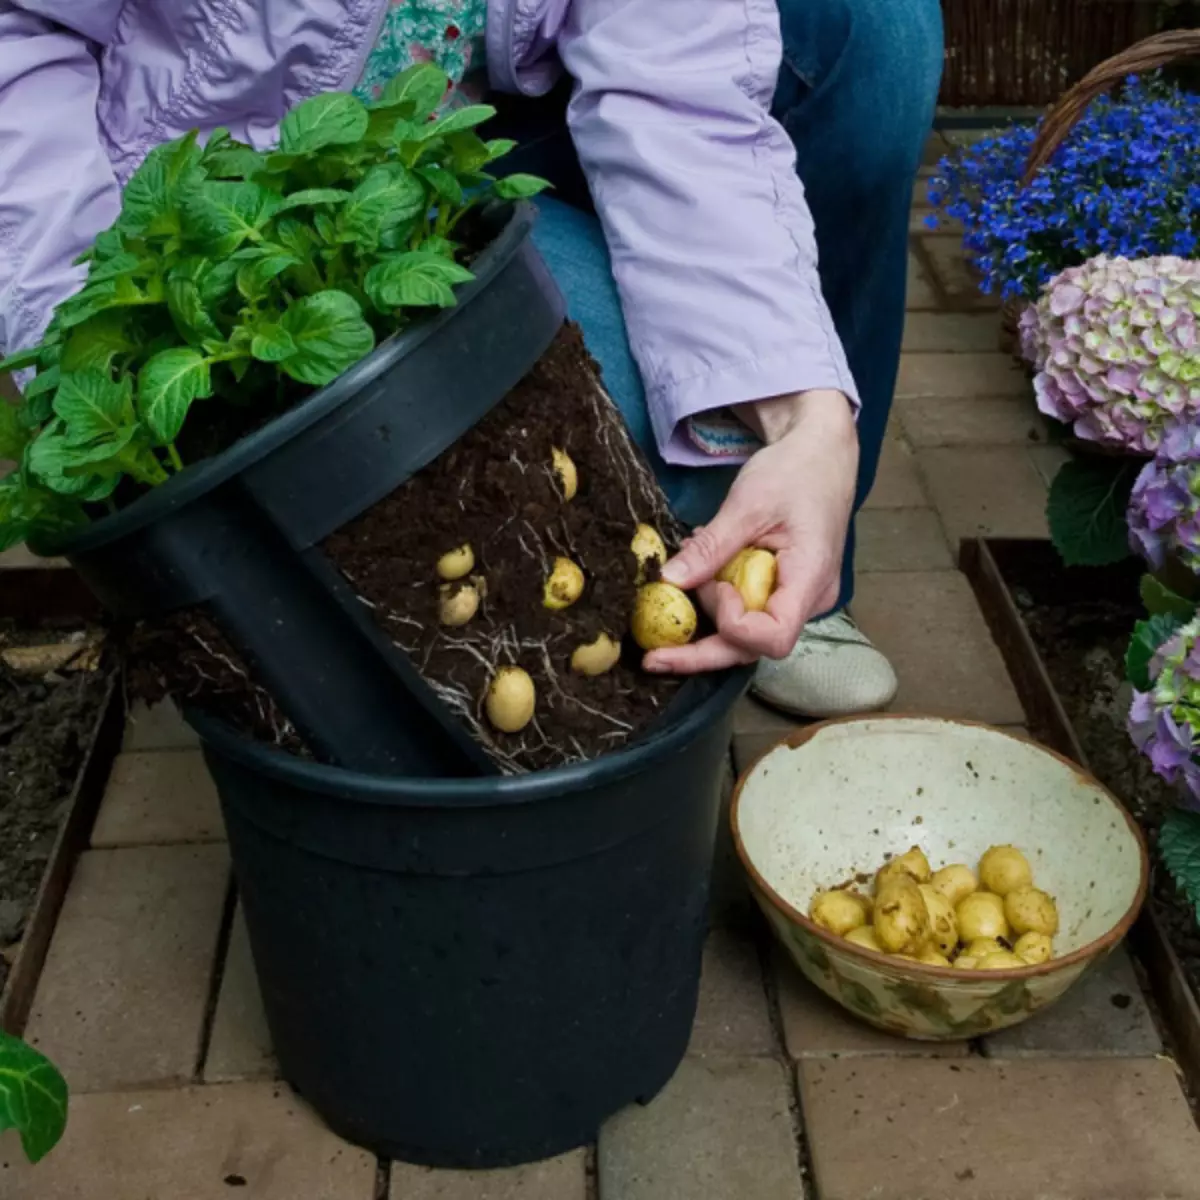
[645,390,859,675]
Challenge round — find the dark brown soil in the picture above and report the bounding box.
[126,325,688,773]
[0,624,111,995]
[994,543,1200,1003]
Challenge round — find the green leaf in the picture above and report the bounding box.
[0,399,29,460]
[120,133,204,237]
[375,64,448,121]
[279,92,369,155]
[420,105,496,141]
[0,345,42,374]
[27,421,133,495]
[1046,459,1138,567]
[363,251,473,311]
[493,173,550,201]
[339,165,428,242]
[20,368,59,427]
[274,188,351,215]
[137,348,211,444]
[85,252,146,285]
[166,278,223,347]
[418,164,463,206]
[278,291,374,385]
[53,370,136,445]
[485,138,517,162]
[203,143,267,180]
[181,181,283,256]
[1141,574,1197,621]
[443,131,492,173]
[61,310,139,372]
[236,251,300,303]
[0,1029,68,1163]
[1126,613,1183,690]
[250,324,297,363]
[1161,809,1200,924]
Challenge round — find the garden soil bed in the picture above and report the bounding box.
[127,324,687,773]
[974,540,1200,1009]
[0,607,113,1001]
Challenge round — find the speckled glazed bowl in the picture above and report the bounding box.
[731,717,1149,1041]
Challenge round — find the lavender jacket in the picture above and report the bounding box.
[0,0,856,465]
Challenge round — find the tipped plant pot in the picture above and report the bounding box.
[188,664,749,1169]
[33,203,564,777]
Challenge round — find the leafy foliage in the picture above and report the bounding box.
[0,65,546,551]
[0,1029,68,1164]
[1126,612,1183,691]
[1160,808,1200,924]
[1046,458,1138,567]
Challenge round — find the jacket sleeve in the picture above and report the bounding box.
[556,0,859,466]
[0,3,123,356]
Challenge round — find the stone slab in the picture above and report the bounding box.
[0,1082,377,1198]
[389,1151,587,1199]
[23,844,229,1092]
[799,1057,1200,1200]
[897,397,1047,448]
[123,699,200,750]
[918,446,1050,542]
[91,750,224,847]
[862,437,929,510]
[905,252,940,311]
[687,927,775,1058]
[599,1058,803,1200]
[983,947,1162,1058]
[203,904,278,1083]
[851,571,1026,725]
[901,313,1001,354]
[895,353,1028,399]
[854,509,953,573]
[730,694,803,775]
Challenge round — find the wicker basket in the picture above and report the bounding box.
[940,0,1199,108]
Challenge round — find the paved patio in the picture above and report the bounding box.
[5,133,1200,1198]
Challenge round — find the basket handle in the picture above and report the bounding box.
[1022,29,1200,184]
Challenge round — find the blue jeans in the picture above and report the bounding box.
[492,0,943,611]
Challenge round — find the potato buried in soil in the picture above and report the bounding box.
[551,447,578,501]
[631,583,697,651]
[437,544,475,581]
[543,557,585,611]
[630,524,668,585]
[485,667,536,734]
[570,633,622,677]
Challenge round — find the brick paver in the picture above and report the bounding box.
[861,436,929,510]
[122,699,200,750]
[800,1057,1200,1200]
[598,1058,804,1200]
[918,445,1051,541]
[895,352,1028,399]
[854,509,953,572]
[203,905,277,1083]
[905,251,940,311]
[730,695,801,774]
[23,845,229,1092]
[687,928,775,1058]
[917,235,999,310]
[0,1082,377,1198]
[851,571,1026,724]
[901,312,1000,353]
[897,396,1047,447]
[389,1152,587,1199]
[91,750,224,848]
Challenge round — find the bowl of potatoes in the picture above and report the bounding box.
[731,717,1149,1040]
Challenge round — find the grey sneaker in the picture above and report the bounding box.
[752,611,898,719]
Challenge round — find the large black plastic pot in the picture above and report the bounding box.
[34,203,563,778]
[190,666,749,1168]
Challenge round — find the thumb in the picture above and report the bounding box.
[661,508,750,590]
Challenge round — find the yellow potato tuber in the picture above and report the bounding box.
[918,884,959,956]
[570,633,622,677]
[632,583,697,651]
[1013,931,1054,965]
[543,557,585,611]
[1004,886,1059,937]
[953,955,980,970]
[551,447,578,501]
[930,863,978,907]
[976,950,1027,970]
[485,667,536,734]
[978,845,1034,896]
[810,889,871,937]
[630,524,668,584]
[716,548,778,613]
[437,543,475,581]
[873,877,932,955]
[913,947,953,967]
[439,582,480,627]
[963,937,1008,959]
[956,892,1010,943]
[844,925,883,953]
[876,846,932,888]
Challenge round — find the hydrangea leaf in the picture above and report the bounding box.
[1160,808,1200,925]
[1046,458,1137,567]
[0,1030,68,1164]
[1126,613,1183,691]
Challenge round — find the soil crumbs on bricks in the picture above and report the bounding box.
[324,325,685,772]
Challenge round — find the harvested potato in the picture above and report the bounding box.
[485,667,536,734]
[930,863,978,907]
[551,447,578,501]
[876,846,932,888]
[963,937,1008,959]
[1013,932,1054,965]
[976,950,1027,970]
[439,582,480,627]
[810,889,871,937]
[544,557,585,610]
[978,845,1033,897]
[570,633,622,677]
[630,524,668,584]
[437,543,475,581]
[844,925,883,953]
[1005,887,1059,937]
[918,884,959,956]
[717,548,777,613]
[956,892,1009,943]
[632,583,697,651]
[953,955,980,970]
[874,877,932,955]
[914,947,953,967]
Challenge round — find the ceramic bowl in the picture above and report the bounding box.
[731,717,1149,1040]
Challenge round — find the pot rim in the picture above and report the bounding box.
[730,713,1151,984]
[33,201,533,558]
[189,665,752,807]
